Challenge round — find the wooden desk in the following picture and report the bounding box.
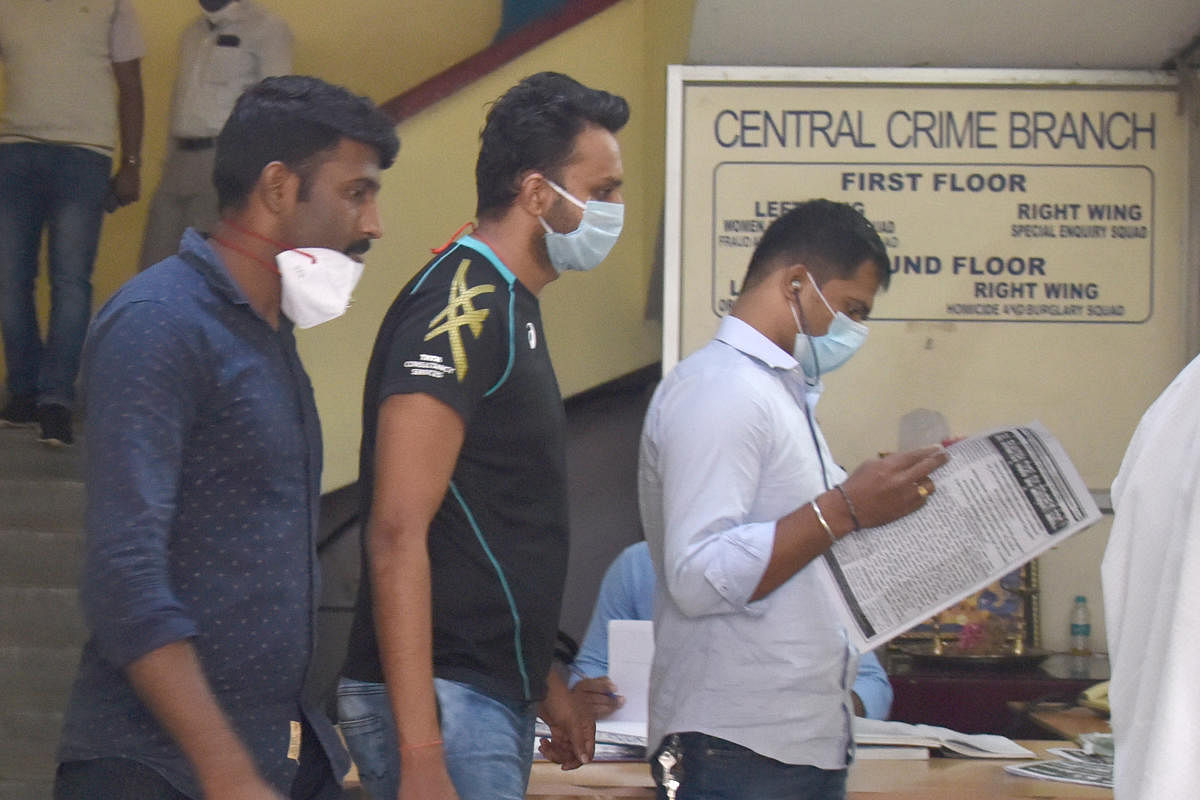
[526,741,1111,799]
[1006,703,1111,742]
[887,653,1109,736]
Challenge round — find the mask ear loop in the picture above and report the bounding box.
[790,281,823,380]
[543,177,587,210]
[537,175,587,238]
[791,280,831,490]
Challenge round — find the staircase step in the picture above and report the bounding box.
[0,588,85,649]
[0,778,54,800]
[0,480,84,533]
[0,646,79,715]
[0,530,84,588]
[0,709,62,788]
[0,427,83,484]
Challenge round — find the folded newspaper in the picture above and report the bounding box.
[819,422,1102,651]
[1001,740,1114,788]
[853,718,1034,759]
[1004,758,1113,788]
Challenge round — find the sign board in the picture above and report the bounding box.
[664,67,1188,485]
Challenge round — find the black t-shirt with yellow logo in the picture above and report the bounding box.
[342,236,568,703]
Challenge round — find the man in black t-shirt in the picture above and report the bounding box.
[339,72,629,800]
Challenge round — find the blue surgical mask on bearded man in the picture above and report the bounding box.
[538,178,623,274]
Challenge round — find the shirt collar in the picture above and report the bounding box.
[180,228,289,330]
[459,235,517,286]
[714,314,798,372]
[715,314,825,401]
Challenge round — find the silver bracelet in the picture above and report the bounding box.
[811,498,836,545]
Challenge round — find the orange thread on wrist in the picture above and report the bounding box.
[401,738,444,753]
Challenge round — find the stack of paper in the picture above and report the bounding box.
[853,718,1035,760]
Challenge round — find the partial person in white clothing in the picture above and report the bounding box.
[1102,353,1200,800]
[640,200,948,800]
[568,541,894,723]
[138,0,292,269]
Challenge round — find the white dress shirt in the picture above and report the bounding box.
[169,0,292,138]
[640,314,857,768]
[1103,352,1200,800]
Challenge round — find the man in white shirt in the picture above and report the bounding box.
[640,200,948,799]
[139,0,293,269]
[1103,353,1200,800]
[568,540,895,723]
[0,0,144,446]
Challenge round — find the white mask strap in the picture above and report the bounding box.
[544,178,586,210]
[808,272,837,317]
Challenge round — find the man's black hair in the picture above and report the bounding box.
[475,71,629,220]
[214,75,400,212]
[741,199,891,292]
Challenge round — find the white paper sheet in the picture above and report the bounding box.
[604,619,654,730]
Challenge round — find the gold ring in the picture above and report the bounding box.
[916,482,930,499]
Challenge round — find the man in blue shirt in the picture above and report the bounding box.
[54,76,398,800]
[569,541,894,721]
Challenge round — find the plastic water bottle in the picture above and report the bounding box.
[1070,595,1092,656]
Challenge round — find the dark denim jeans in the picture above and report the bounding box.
[54,722,340,800]
[337,676,536,800]
[0,142,110,406]
[54,758,189,800]
[650,732,848,800]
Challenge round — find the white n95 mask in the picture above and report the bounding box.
[276,248,364,329]
[538,178,623,273]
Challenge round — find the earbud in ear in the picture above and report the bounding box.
[791,280,803,290]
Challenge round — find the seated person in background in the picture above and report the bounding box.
[569,541,893,721]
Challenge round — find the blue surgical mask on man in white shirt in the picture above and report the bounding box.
[789,272,869,381]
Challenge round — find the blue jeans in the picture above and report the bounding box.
[650,732,847,800]
[337,676,536,800]
[54,719,340,799]
[55,756,340,800]
[0,142,111,406]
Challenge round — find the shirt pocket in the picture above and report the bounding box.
[206,45,256,85]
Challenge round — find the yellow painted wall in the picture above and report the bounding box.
[2,0,695,491]
[0,0,499,389]
[300,0,695,488]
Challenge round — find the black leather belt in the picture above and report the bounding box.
[176,136,216,151]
